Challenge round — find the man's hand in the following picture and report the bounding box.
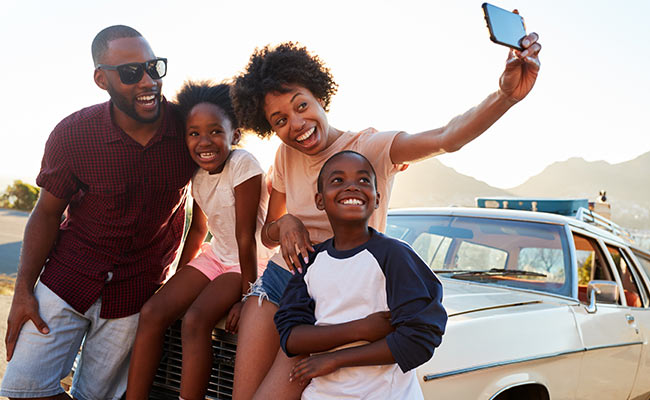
[289,352,339,384]
[5,290,49,361]
[499,30,542,103]
[357,311,394,342]
[225,301,243,334]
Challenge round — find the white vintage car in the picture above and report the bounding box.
[151,203,650,400]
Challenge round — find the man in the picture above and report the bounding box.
[1,25,196,399]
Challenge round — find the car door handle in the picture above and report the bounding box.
[625,314,635,324]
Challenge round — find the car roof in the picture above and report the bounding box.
[387,206,641,249]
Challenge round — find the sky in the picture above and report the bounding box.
[1,0,649,190]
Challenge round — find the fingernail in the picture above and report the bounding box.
[42,327,50,334]
[290,269,295,275]
[298,267,303,274]
[522,39,530,47]
[521,50,528,58]
[304,256,309,264]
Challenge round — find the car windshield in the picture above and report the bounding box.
[386,214,572,297]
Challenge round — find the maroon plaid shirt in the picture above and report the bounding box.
[36,99,196,318]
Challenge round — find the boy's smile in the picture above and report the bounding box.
[316,152,380,223]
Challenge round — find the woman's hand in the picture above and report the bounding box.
[276,214,314,273]
[499,29,542,103]
[357,311,394,342]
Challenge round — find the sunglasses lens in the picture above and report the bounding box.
[117,64,144,84]
[147,59,167,80]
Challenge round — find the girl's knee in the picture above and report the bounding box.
[181,306,212,335]
[139,300,164,326]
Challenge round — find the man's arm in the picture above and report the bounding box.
[5,189,68,361]
[389,33,541,164]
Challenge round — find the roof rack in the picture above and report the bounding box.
[575,207,634,243]
[476,197,588,216]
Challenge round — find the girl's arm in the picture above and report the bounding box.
[389,33,541,164]
[177,201,208,268]
[262,189,314,272]
[289,339,395,384]
[233,174,264,297]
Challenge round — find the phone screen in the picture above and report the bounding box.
[482,3,526,50]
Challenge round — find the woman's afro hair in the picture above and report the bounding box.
[231,42,338,138]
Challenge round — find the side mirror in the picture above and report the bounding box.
[586,280,619,313]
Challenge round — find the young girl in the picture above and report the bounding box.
[230,36,541,399]
[125,81,272,400]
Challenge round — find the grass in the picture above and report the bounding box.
[0,274,16,295]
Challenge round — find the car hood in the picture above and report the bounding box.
[441,278,557,316]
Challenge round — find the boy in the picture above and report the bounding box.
[274,150,447,399]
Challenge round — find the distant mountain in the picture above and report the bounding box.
[508,152,650,229]
[389,157,513,209]
[388,152,650,229]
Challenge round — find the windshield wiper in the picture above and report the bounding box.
[433,268,547,278]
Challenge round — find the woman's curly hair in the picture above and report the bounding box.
[174,80,238,128]
[231,42,338,138]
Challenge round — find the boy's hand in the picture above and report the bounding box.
[290,353,339,384]
[5,290,49,361]
[358,311,394,342]
[277,214,314,273]
[225,301,244,334]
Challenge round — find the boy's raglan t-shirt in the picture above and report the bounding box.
[270,129,403,270]
[191,149,274,265]
[275,229,447,400]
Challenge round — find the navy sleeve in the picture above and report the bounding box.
[274,267,316,357]
[371,236,448,372]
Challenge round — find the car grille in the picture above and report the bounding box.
[150,320,238,400]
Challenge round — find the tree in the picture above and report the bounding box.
[0,180,40,211]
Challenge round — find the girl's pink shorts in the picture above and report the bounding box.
[187,242,267,281]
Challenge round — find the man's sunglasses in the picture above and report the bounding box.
[97,58,167,85]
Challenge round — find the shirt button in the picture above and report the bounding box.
[106,271,113,282]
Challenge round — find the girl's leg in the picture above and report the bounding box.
[125,266,210,400]
[179,272,242,400]
[253,350,308,400]
[232,297,281,400]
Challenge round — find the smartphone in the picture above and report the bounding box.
[482,3,527,51]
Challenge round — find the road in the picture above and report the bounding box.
[0,209,28,276]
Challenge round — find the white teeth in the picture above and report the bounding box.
[137,95,156,101]
[199,152,215,159]
[341,198,364,205]
[296,127,315,142]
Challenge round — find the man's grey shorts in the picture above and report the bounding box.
[0,282,139,400]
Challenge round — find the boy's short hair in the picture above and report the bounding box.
[231,42,338,138]
[317,151,378,193]
[91,25,142,66]
[174,81,238,128]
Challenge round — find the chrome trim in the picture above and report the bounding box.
[423,341,644,382]
[488,381,539,400]
[449,300,542,317]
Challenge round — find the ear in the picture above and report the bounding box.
[318,98,325,108]
[232,129,241,145]
[94,69,108,91]
[375,191,381,209]
[315,192,325,211]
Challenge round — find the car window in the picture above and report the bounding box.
[632,251,650,281]
[606,245,646,308]
[386,215,572,297]
[573,233,619,305]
